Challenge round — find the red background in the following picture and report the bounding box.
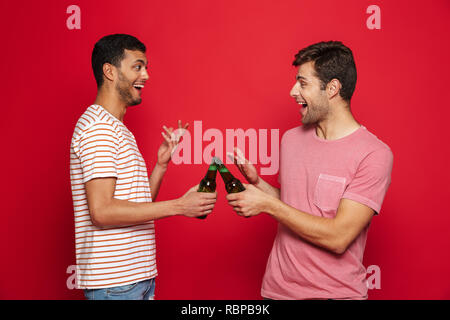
[1,0,449,299]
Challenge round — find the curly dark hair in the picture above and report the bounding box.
[293,41,357,101]
[92,34,146,88]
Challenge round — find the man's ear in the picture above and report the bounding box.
[102,63,115,83]
[327,79,342,100]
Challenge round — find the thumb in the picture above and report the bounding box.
[234,147,249,164]
[185,185,199,194]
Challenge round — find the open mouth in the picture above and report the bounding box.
[297,101,308,117]
[133,83,145,92]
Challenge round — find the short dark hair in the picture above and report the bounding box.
[293,41,357,101]
[91,34,146,87]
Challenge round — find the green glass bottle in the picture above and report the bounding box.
[196,159,218,219]
[215,157,246,193]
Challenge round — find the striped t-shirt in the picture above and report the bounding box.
[70,104,157,289]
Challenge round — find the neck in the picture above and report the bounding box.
[315,102,361,140]
[94,86,127,122]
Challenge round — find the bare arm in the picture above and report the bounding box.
[254,176,280,199]
[266,197,374,254]
[227,184,374,255]
[148,163,167,201]
[85,177,216,228]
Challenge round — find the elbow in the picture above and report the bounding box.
[332,245,347,255]
[329,239,349,255]
[90,208,108,228]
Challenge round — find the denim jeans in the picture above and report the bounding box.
[84,278,155,300]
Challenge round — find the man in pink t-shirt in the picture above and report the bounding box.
[226,41,393,300]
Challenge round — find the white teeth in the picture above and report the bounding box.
[134,84,144,88]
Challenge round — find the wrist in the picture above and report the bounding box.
[155,162,168,172]
[253,175,263,188]
[170,198,184,216]
[264,196,279,217]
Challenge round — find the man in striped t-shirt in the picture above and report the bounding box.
[70,34,217,300]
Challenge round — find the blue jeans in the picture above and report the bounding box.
[84,278,155,300]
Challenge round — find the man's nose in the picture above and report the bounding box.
[142,68,149,81]
[290,82,299,98]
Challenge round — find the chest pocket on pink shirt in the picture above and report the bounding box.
[313,173,346,216]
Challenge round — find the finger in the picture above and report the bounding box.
[226,193,239,201]
[162,126,176,142]
[202,204,215,211]
[201,199,217,205]
[178,120,189,131]
[189,185,199,192]
[171,144,178,154]
[167,126,176,136]
[226,152,236,164]
[201,192,218,199]
[227,152,246,176]
[176,120,189,130]
[161,132,171,144]
[233,147,249,164]
[174,123,183,142]
[229,149,241,165]
[228,200,239,206]
[166,126,175,136]
[173,128,186,142]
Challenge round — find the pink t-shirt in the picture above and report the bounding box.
[261,125,393,300]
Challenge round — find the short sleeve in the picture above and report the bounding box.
[342,148,393,214]
[73,123,120,184]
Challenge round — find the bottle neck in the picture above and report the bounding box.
[217,164,234,182]
[205,169,217,180]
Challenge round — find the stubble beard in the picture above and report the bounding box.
[301,97,329,125]
[116,70,142,106]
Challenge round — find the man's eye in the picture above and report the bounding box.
[135,65,141,71]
